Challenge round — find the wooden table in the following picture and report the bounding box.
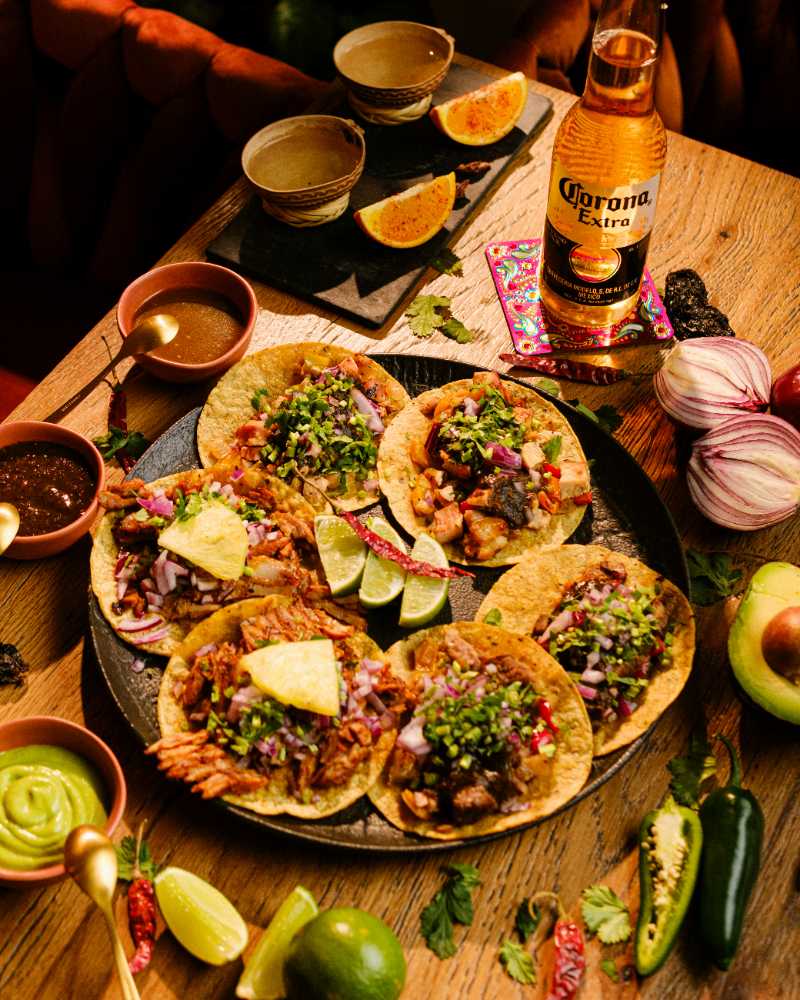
[2,58,800,1000]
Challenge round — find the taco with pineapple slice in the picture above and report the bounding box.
[148,595,409,818]
[477,545,696,755]
[368,621,593,840]
[197,342,410,511]
[91,460,333,656]
[377,370,591,566]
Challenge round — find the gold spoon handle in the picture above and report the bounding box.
[100,903,142,1000]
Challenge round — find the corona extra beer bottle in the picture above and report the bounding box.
[540,0,667,327]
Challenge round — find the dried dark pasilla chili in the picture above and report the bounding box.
[698,734,763,970]
[663,269,735,341]
[499,354,628,385]
[0,644,29,687]
[634,795,703,976]
[340,512,473,579]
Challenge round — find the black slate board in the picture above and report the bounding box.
[89,354,688,854]
[206,65,552,327]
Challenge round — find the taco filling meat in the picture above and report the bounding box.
[147,601,409,805]
[533,564,676,731]
[385,627,564,827]
[407,372,590,562]
[233,354,398,500]
[99,469,327,645]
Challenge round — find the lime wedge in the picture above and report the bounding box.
[358,517,407,609]
[399,534,450,628]
[236,885,318,1000]
[154,866,248,966]
[314,514,367,596]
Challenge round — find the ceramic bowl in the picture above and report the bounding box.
[0,421,105,560]
[242,115,365,226]
[117,261,257,382]
[0,716,127,888]
[333,21,454,124]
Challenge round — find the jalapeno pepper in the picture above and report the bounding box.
[634,795,703,976]
[698,734,763,971]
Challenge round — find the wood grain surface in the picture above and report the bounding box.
[2,56,800,1000]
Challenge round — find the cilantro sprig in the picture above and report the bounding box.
[94,426,149,462]
[514,897,541,943]
[566,400,623,435]
[431,248,463,277]
[580,884,631,944]
[420,863,480,959]
[499,940,536,984]
[405,295,478,343]
[667,732,717,808]
[116,834,160,881]
[686,549,743,606]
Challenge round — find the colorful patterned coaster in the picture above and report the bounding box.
[485,238,673,354]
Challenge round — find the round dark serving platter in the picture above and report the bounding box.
[90,353,689,853]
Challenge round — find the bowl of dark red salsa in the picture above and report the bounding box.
[0,422,104,559]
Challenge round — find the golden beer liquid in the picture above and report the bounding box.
[541,27,667,327]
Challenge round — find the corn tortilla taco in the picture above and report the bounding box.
[367,622,593,840]
[91,461,331,656]
[197,342,410,511]
[477,545,696,755]
[377,370,591,566]
[148,595,409,818]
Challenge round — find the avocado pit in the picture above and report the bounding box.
[761,606,800,682]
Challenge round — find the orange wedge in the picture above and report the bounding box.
[354,173,457,249]
[430,71,528,146]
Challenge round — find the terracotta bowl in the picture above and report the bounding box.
[242,115,365,227]
[117,261,257,382]
[0,716,127,888]
[333,21,454,122]
[0,421,105,560]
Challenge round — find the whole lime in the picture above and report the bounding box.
[284,907,406,1000]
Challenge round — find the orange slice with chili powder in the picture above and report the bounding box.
[430,72,528,146]
[354,173,456,249]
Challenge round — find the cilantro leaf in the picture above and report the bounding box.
[499,940,536,985]
[566,400,623,435]
[668,732,717,808]
[406,295,451,338]
[420,863,480,959]
[251,387,270,413]
[115,834,159,881]
[483,608,503,627]
[514,897,541,943]
[94,426,149,462]
[686,549,743,606]
[533,378,561,398]
[441,317,476,344]
[581,885,632,944]
[542,435,562,463]
[431,248,463,276]
[600,958,620,983]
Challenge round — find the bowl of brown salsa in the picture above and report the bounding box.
[117,262,257,382]
[0,422,105,559]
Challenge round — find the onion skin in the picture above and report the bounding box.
[771,362,800,431]
[687,414,800,531]
[654,338,771,430]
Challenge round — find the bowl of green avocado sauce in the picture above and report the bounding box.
[0,717,126,887]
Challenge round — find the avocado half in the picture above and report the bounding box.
[729,562,800,724]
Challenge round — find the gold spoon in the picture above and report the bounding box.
[64,825,142,1000]
[0,502,20,555]
[44,314,180,424]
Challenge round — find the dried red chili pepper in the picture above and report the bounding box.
[547,917,586,1000]
[499,353,628,385]
[108,385,137,473]
[340,512,473,579]
[542,463,561,479]
[119,823,158,975]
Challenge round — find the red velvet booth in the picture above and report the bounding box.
[0,0,326,417]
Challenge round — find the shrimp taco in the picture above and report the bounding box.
[377,370,591,566]
[368,622,593,840]
[477,546,695,755]
[91,461,331,656]
[197,342,409,511]
[148,595,409,818]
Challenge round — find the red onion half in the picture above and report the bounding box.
[654,337,771,430]
[687,414,800,530]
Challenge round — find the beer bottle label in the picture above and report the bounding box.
[542,164,660,307]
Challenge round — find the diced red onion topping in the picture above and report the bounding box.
[462,397,480,417]
[137,494,175,517]
[487,442,522,469]
[227,685,262,723]
[581,667,606,685]
[118,614,164,632]
[131,657,146,673]
[350,387,384,434]
[576,683,598,700]
[619,698,637,717]
[128,626,170,645]
[397,715,431,755]
[230,467,244,480]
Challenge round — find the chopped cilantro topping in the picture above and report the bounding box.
[437,386,526,471]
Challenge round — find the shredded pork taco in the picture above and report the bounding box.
[377,371,591,566]
[368,622,593,840]
[197,342,409,511]
[91,461,333,656]
[148,595,409,818]
[477,546,696,755]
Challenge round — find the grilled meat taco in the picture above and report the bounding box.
[148,595,409,818]
[368,622,593,840]
[91,461,332,656]
[477,546,695,755]
[377,371,591,566]
[197,343,409,511]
